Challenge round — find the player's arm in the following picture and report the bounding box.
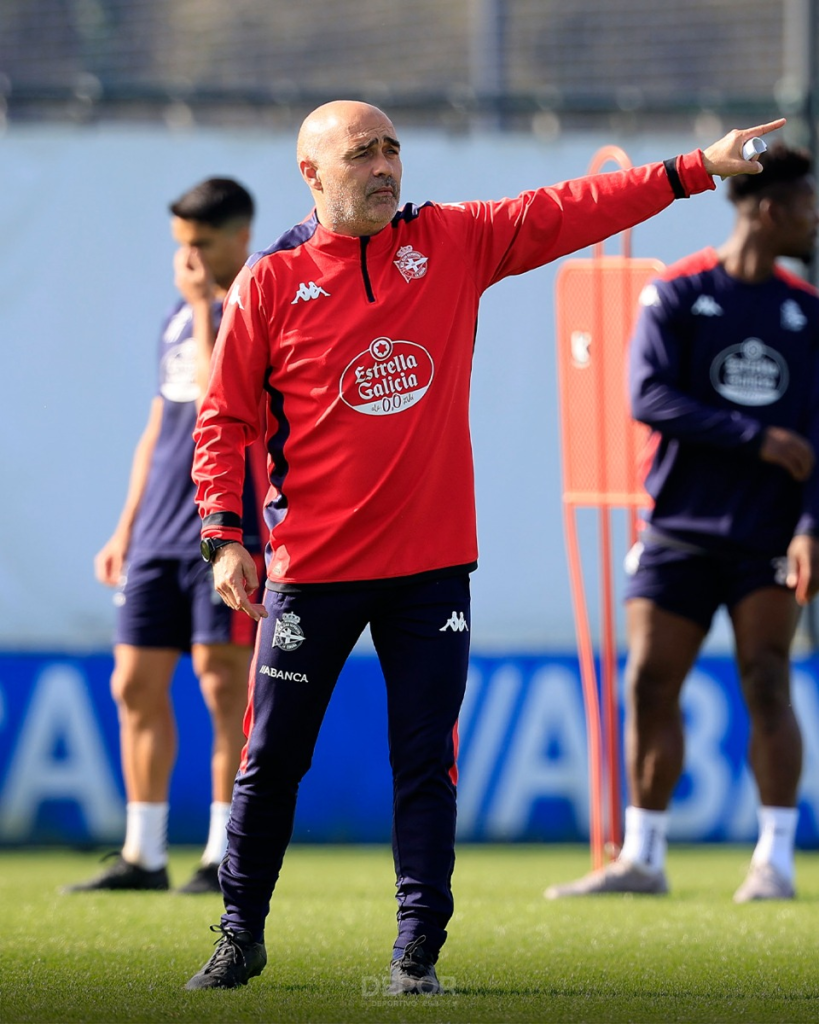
[786,348,819,604]
[629,287,763,451]
[94,396,163,587]
[193,266,269,620]
[173,245,217,407]
[452,120,786,289]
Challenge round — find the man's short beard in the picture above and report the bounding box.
[324,183,399,232]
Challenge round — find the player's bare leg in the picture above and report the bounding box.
[112,645,179,804]
[177,642,253,894]
[193,642,252,803]
[730,588,802,902]
[546,600,705,898]
[63,646,178,891]
[624,600,706,810]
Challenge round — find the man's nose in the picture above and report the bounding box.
[372,152,392,176]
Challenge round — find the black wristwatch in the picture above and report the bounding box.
[200,537,237,563]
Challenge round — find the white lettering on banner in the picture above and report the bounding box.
[668,671,732,839]
[483,666,589,838]
[0,665,124,840]
[456,665,522,837]
[457,660,819,843]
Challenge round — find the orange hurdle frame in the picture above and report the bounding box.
[554,146,662,869]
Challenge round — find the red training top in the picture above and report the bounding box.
[193,151,714,587]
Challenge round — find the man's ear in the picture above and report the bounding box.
[758,195,779,228]
[300,159,322,191]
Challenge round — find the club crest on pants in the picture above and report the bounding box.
[272,611,306,651]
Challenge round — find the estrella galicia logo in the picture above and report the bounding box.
[159,337,200,404]
[272,611,306,651]
[339,336,434,416]
[710,338,788,406]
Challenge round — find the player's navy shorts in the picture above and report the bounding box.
[623,536,790,631]
[114,554,261,650]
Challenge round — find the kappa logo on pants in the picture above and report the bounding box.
[439,611,469,633]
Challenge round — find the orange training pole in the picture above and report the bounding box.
[554,142,660,868]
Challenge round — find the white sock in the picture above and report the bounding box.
[201,802,231,866]
[752,806,798,883]
[618,805,669,872]
[122,802,169,871]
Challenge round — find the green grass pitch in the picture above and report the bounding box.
[3,844,819,1023]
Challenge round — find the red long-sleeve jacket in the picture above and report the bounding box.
[193,151,714,587]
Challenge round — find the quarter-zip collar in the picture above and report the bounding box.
[306,212,397,262]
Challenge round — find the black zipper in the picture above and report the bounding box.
[359,236,376,303]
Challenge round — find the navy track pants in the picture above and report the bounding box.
[219,573,471,957]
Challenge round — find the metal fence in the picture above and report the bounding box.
[1,0,815,135]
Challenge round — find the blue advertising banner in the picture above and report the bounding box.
[1,651,819,847]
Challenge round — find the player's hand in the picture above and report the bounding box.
[786,534,819,605]
[759,426,815,482]
[174,246,214,306]
[94,533,129,587]
[702,118,786,179]
[211,543,269,621]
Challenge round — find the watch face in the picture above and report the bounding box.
[200,538,213,562]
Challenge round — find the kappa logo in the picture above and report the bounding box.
[781,299,807,331]
[292,281,330,304]
[439,611,469,633]
[638,284,661,307]
[229,284,245,310]
[691,295,724,317]
[394,245,429,283]
[272,611,306,651]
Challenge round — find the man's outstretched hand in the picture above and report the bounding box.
[702,118,786,179]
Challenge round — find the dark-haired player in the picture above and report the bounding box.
[546,143,819,903]
[65,179,265,895]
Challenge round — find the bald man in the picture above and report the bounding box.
[185,100,786,993]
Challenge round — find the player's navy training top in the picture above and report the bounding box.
[193,151,715,587]
[129,299,264,560]
[629,247,819,556]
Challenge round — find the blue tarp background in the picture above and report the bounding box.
[3,651,819,848]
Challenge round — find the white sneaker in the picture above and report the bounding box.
[544,858,669,899]
[733,863,794,903]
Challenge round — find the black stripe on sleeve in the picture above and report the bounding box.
[203,511,242,530]
[663,157,687,199]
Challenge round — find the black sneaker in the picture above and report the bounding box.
[177,864,221,895]
[185,924,267,990]
[62,853,169,892]
[387,936,442,995]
